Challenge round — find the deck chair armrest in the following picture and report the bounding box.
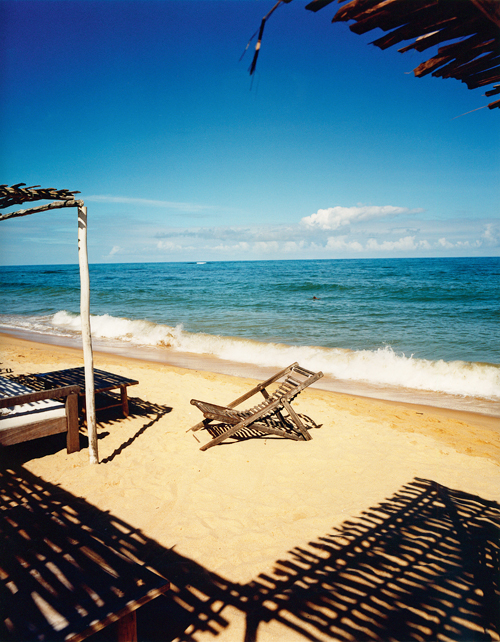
[190,399,242,424]
[224,362,299,409]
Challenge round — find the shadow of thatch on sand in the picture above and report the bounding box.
[0,464,236,642]
[0,466,498,641]
[243,478,500,642]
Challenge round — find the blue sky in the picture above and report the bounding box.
[1,0,499,265]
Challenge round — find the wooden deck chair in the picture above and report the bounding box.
[189,363,323,451]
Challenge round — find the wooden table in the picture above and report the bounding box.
[33,367,139,417]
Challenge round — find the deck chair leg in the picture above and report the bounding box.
[189,418,213,433]
[282,400,312,441]
[251,423,301,441]
[200,417,254,451]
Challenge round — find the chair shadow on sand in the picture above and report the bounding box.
[200,412,322,447]
[0,465,498,642]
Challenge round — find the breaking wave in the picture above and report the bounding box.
[2,310,498,402]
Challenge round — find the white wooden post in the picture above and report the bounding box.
[77,205,98,464]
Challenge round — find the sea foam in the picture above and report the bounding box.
[45,311,500,401]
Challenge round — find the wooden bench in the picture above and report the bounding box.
[0,376,80,453]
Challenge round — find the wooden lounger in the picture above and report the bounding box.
[0,377,80,453]
[189,363,323,451]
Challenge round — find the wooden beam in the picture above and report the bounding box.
[304,0,336,12]
[485,83,500,96]
[305,0,500,108]
[435,51,499,82]
[0,199,83,221]
[414,53,455,77]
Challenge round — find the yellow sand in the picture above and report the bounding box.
[1,333,499,641]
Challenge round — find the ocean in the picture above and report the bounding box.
[1,257,499,416]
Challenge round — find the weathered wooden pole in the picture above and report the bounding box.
[77,205,98,464]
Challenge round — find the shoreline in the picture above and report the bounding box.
[2,329,500,641]
[2,328,499,420]
[1,330,499,450]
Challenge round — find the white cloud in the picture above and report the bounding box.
[283,241,306,253]
[437,238,482,250]
[326,236,364,252]
[212,241,250,253]
[86,194,215,213]
[301,205,423,231]
[456,240,482,248]
[102,245,122,260]
[365,237,437,252]
[254,241,280,253]
[366,236,420,251]
[157,240,193,252]
[149,217,497,259]
[482,223,500,246]
[85,208,498,263]
[155,225,299,242]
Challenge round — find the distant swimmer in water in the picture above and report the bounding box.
[312,296,319,300]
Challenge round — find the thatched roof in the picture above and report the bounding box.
[0,184,82,221]
[305,0,500,109]
[0,184,80,210]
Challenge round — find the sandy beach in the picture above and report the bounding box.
[1,332,499,641]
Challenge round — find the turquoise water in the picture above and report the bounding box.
[1,258,499,412]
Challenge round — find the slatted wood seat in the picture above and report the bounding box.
[189,363,323,451]
[33,367,139,418]
[0,377,80,453]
